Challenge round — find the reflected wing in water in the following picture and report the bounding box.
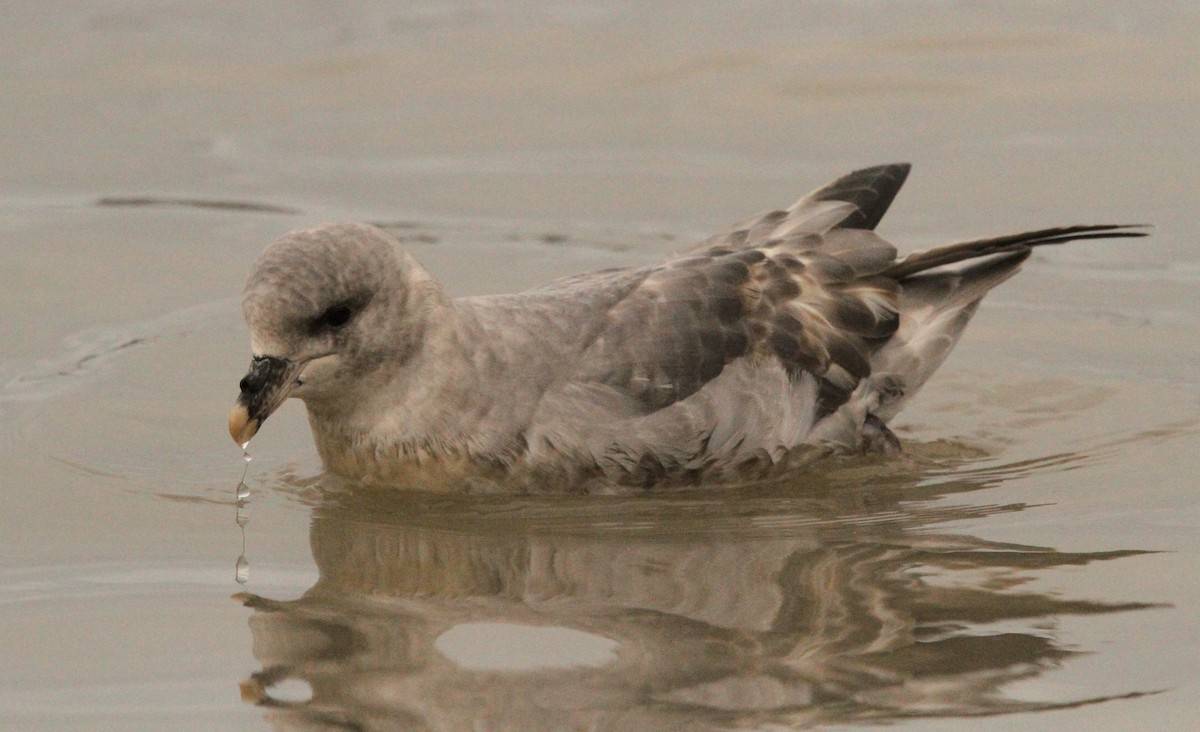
[235,463,1161,730]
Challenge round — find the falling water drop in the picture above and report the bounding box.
[235,504,250,585]
[237,441,252,500]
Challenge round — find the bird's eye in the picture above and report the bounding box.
[317,304,354,329]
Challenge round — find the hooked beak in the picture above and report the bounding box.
[228,355,301,446]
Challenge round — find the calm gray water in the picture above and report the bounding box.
[2,3,1198,730]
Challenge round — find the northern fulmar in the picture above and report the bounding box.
[228,164,1144,491]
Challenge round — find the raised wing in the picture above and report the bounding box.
[571,238,902,418]
[565,162,1145,436]
[567,164,913,419]
[689,163,911,254]
[539,163,1145,475]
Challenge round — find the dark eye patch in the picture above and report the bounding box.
[314,303,355,330]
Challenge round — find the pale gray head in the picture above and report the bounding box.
[229,223,440,445]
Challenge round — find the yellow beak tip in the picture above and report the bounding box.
[228,404,259,446]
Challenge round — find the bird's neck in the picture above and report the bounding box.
[303,301,521,479]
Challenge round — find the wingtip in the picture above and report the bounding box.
[1046,224,1153,241]
[1118,224,1153,235]
[846,162,911,181]
[816,163,913,231]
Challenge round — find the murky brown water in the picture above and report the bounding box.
[2,3,1198,730]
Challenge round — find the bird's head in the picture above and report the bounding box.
[228,223,439,446]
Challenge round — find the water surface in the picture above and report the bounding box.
[2,2,1198,730]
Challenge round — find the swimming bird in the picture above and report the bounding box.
[228,164,1144,490]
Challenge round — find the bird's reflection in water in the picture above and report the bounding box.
[235,452,1159,730]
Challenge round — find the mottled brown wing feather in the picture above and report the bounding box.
[572,252,760,412]
[574,241,902,417]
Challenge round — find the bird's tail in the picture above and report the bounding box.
[883,224,1148,280]
[868,224,1148,422]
